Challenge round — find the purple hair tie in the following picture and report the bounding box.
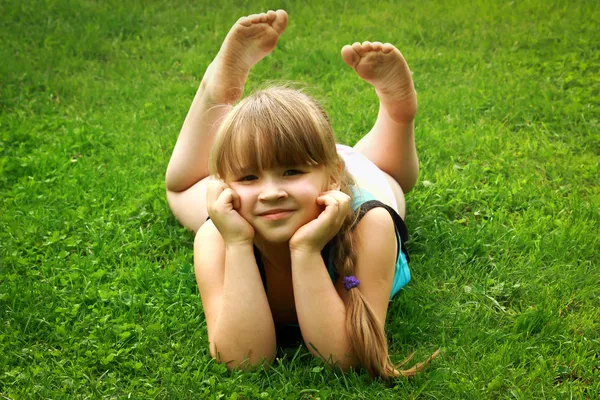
[342,276,360,291]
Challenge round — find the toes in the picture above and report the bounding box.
[382,43,396,53]
[351,41,380,56]
[240,10,287,34]
[247,13,268,23]
[237,16,252,27]
[272,9,288,34]
[341,45,359,68]
[351,42,364,56]
[266,10,277,23]
[350,41,389,54]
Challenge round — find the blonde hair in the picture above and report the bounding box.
[209,86,337,181]
[209,86,428,378]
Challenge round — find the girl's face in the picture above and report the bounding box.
[227,165,332,243]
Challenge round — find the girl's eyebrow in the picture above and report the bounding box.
[237,166,258,175]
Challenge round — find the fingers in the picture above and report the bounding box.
[230,188,241,210]
[317,190,351,224]
[318,190,351,205]
[217,188,235,209]
[206,178,227,208]
[207,178,240,212]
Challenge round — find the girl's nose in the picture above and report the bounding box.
[258,180,288,201]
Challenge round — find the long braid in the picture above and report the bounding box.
[333,206,396,377]
[334,164,437,378]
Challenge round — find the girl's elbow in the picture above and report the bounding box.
[308,346,359,372]
[333,354,361,372]
[209,341,276,370]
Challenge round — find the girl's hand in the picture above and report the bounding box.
[289,190,351,253]
[207,179,254,246]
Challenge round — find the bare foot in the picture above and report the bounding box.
[204,10,288,104]
[341,42,417,124]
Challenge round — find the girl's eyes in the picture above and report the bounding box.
[239,175,258,182]
[237,169,303,181]
[283,169,303,176]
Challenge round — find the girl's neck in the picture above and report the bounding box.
[254,237,291,271]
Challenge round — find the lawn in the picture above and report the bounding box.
[1,0,599,398]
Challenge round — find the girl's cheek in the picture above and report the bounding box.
[233,189,254,216]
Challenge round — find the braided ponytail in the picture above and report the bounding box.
[334,163,438,379]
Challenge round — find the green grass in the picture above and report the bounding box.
[1,0,599,398]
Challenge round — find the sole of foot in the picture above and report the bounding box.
[341,41,417,124]
[203,10,288,104]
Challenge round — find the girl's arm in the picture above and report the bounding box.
[291,207,397,370]
[291,250,354,366]
[194,221,276,369]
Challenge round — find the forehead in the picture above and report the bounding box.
[239,163,326,173]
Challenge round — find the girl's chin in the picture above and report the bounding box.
[252,222,301,244]
[255,229,295,244]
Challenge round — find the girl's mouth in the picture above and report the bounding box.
[259,210,294,221]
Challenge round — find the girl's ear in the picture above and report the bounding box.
[328,161,343,190]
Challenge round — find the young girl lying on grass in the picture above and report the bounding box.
[165,9,437,378]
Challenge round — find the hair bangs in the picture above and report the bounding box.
[214,87,337,180]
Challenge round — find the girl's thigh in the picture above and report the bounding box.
[382,172,406,220]
[166,176,211,233]
[339,144,406,219]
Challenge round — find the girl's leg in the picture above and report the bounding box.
[165,10,288,232]
[341,42,419,194]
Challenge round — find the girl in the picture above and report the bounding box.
[166,10,436,378]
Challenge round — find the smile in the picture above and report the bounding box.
[258,210,294,221]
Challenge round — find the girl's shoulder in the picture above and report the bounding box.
[353,201,397,244]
